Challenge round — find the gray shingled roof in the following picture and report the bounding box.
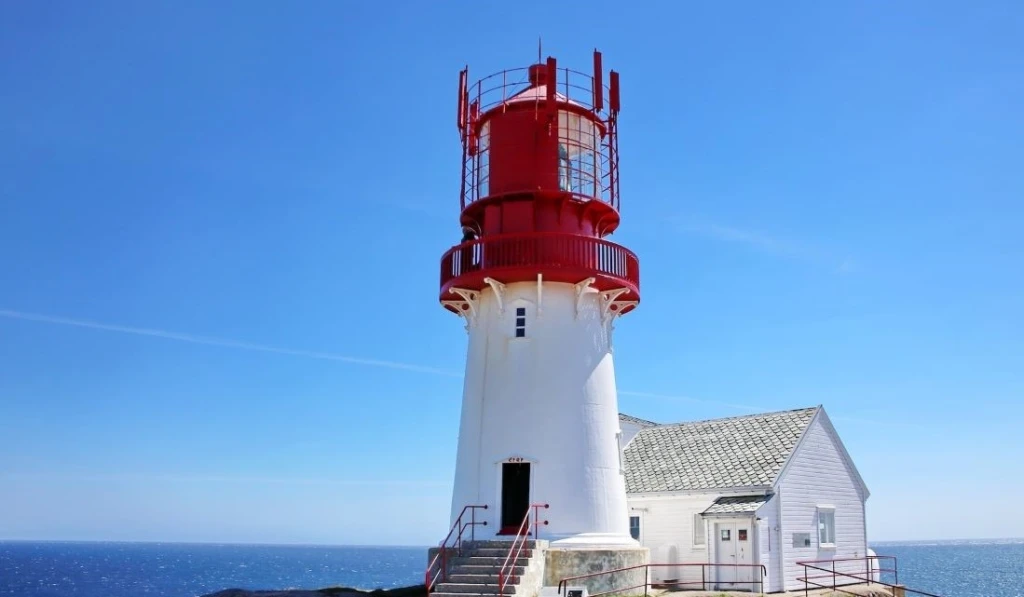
[619,413,659,427]
[702,495,771,515]
[623,406,818,493]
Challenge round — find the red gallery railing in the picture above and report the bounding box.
[497,504,549,596]
[557,562,768,597]
[797,555,943,597]
[440,232,640,295]
[425,504,488,593]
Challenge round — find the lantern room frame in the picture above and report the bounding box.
[456,53,622,212]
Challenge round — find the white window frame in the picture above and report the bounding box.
[817,505,836,548]
[693,512,706,547]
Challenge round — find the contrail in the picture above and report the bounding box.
[2,309,891,425]
[0,309,461,377]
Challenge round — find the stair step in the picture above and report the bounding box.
[451,565,525,576]
[467,540,538,549]
[471,548,533,558]
[449,573,521,584]
[451,556,531,567]
[435,582,516,594]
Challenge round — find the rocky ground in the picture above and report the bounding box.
[202,585,427,597]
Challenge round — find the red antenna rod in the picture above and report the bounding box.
[457,67,468,137]
[593,50,604,113]
[609,70,620,113]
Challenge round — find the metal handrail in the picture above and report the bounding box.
[497,503,549,596]
[467,66,615,117]
[797,555,943,597]
[557,562,768,597]
[425,504,488,593]
[439,231,640,295]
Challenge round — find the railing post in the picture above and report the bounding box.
[803,564,808,597]
[643,564,649,597]
[832,560,836,591]
[894,556,899,586]
[866,556,870,585]
[701,564,706,591]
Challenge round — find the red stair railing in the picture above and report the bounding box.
[425,504,489,593]
[497,503,549,595]
[797,555,942,597]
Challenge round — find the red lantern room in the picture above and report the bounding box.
[440,50,640,316]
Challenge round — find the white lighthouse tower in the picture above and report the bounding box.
[439,52,643,556]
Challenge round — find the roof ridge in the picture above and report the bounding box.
[654,405,819,429]
[618,413,659,427]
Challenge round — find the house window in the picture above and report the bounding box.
[693,513,706,546]
[514,307,526,338]
[818,506,836,547]
[629,515,641,541]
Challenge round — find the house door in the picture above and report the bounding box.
[499,462,530,534]
[715,521,754,591]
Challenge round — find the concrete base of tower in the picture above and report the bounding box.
[543,545,650,596]
[547,532,641,548]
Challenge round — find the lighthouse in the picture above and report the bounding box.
[440,51,642,551]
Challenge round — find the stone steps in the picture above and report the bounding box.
[433,582,516,594]
[447,573,526,584]
[450,565,525,576]
[451,556,531,567]
[470,547,533,558]
[431,539,542,597]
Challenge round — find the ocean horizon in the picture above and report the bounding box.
[2,538,1021,597]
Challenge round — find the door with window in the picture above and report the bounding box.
[714,520,754,591]
[499,462,530,534]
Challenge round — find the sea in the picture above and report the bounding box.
[0,540,1021,597]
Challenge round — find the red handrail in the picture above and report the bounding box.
[796,555,942,597]
[497,503,549,596]
[425,504,488,593]
[556,562,768,597]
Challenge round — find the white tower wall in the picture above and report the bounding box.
[449,279,636,547]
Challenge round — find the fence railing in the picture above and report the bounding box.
[497,504,549,596]
[425,504,488,593]
[440,232,639,294]
[797,555,943,597]
[557,562,768,597]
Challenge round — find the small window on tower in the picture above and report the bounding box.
[514,307,526,338]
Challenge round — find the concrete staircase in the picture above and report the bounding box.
[432,540,546,597]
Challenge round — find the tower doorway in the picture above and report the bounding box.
[499,462,531,534]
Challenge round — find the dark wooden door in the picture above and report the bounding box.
[500,462,530,533]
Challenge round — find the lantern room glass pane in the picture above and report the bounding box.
[476,121,490,199]
[557,110,600,199]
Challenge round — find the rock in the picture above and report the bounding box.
[201,584,427,597]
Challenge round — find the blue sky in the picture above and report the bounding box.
[1,1,1022,546]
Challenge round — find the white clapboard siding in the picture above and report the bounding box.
[627,494,716,588]
[756,496,783,593]
[777,413,868,592]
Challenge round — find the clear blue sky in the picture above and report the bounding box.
[1,1,1021,546]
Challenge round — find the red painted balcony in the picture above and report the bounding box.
[439,232,640,311]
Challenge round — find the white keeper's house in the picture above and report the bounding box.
[619,405,870,593]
